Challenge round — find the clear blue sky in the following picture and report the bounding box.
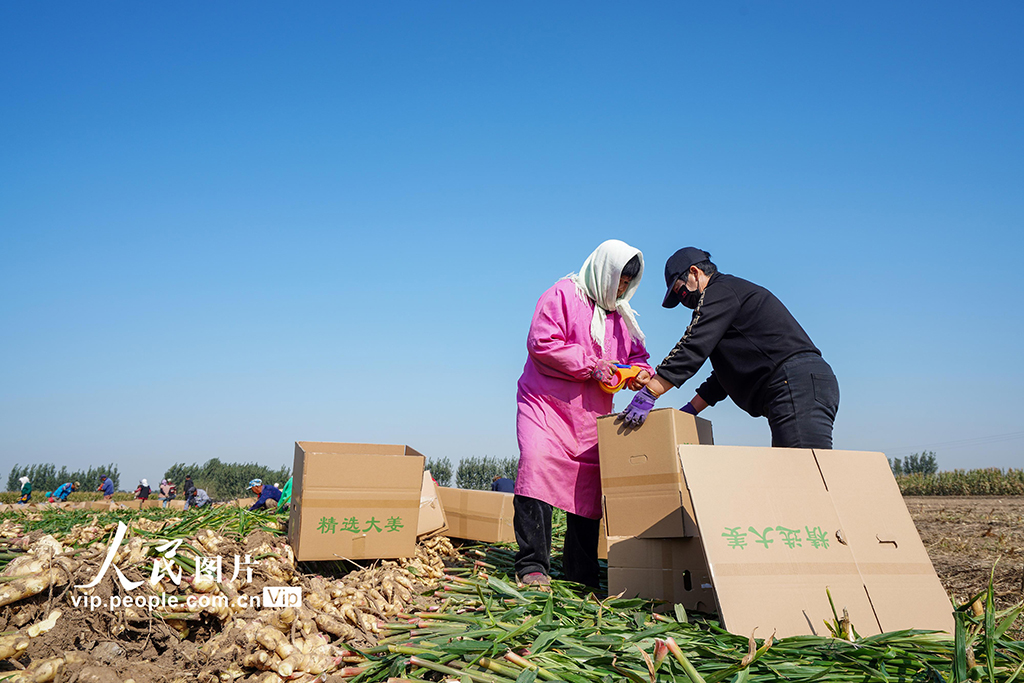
[2,2,1022,492]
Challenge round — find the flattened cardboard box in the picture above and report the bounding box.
[290,441,424,561]
[598,408,714,538]
[437,487,515,543]
[677,445,953,637]
[607,536,716,614]
[417,471,448,539]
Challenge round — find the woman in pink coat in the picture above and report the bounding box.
[514,239,653,588]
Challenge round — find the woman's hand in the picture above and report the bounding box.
[627,369,652,390]
[591,359,617,385]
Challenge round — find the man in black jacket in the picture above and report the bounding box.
[620,247,839,449]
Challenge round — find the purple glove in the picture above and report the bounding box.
[680,402,698,415]
[620,387,658,427]
[592,359,616,385]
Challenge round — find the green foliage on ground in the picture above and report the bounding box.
[5,463,121,495]
[164,457,290,501]
[889,450,939,475]
[455,455,518,491]
[425,456,453,487]
[896,468,1024,495]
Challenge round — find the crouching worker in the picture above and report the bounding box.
[187,488,211,509]
[53,481,79,502]
[247,479,281,512]
[514,239,653,589]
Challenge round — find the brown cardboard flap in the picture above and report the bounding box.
[417,471,448,539]
[678,445,881,637]
[814,449,954,633]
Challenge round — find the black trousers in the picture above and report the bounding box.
[762,352,840,449]
[513,494,600,588]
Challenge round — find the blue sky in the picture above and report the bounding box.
[2,2,1022,492]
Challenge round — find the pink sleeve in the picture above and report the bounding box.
[625,339,654,375]
[526,286,598,382]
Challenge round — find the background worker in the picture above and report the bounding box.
[621,248,839,449]
[491,475,515,493]
[134,479,151,500]
[183,475,196,503]
[159,479,176,507]
[53,481,79,502]
[247,479,281,511]
[187,487,211,509]
[17,476,31,504]
[514,239,653,588]
[97,474,114,500]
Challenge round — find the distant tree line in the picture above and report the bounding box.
[425,457,453,487]
[164,458,290,501]
[6,463,121,494]
[888,451,939,476]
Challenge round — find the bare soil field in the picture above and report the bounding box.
[906,496,1024,609]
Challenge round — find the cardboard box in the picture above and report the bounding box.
[607,536,716,614]
[598,408,714,538]
[598,524,607,560]
[167,499,186,511]
[417,471,448,539]
[142,499,164,509]
[437,487,515,543]
[676,445,953,637]
[87,500,117,511]
[289,441,425,561]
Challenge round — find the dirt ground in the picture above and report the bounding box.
[906,496,1024,610]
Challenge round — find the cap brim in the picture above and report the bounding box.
[662,280,681,308]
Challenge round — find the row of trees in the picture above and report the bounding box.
[426,456,517,490]
[164,458,290,501]
[888,451,939,476]
[6,463,121,494]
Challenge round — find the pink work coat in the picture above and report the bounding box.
[515,280,652,519]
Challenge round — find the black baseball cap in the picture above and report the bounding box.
[662,247,711,308]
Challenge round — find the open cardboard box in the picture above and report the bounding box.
[289,441,425,561]
[438,487,515,543]
[597,412,953,637]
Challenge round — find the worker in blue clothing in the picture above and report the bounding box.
[187,488,212,509]
[53,482,79,502]
[248,479,281,511]
[491,475,515,493]
[97,475,114,500]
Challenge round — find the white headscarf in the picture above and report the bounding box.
[563,239,645,353]
[141,479,148,487]
[19,476,29,485]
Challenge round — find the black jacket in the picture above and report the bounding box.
[656,273,820,417]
